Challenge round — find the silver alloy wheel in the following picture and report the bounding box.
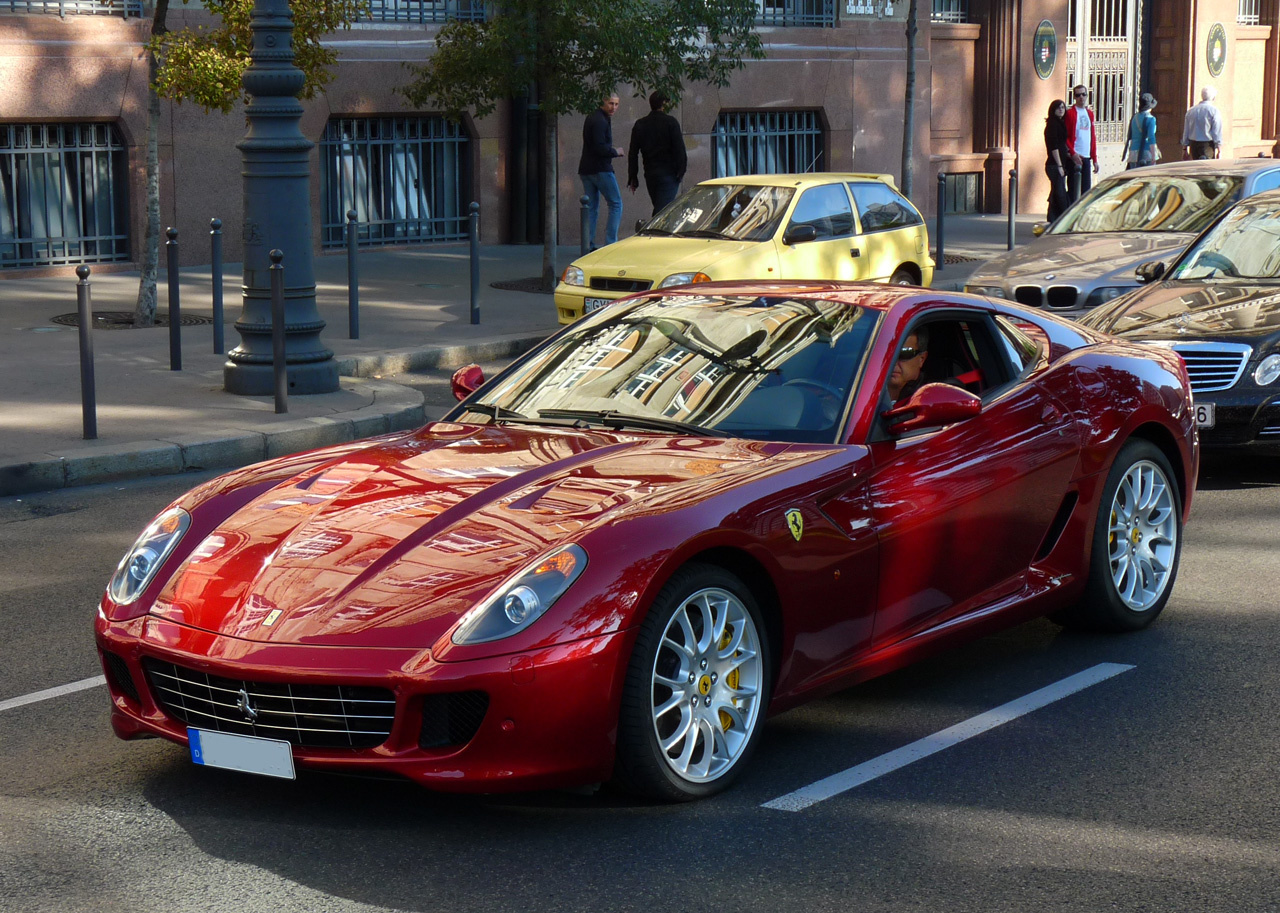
[1107,459,1178,611]
[649,587,763,784]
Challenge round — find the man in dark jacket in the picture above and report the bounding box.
[627,91,687,216]
[578,93,624,249]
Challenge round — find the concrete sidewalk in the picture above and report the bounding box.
[0,213,1038,496]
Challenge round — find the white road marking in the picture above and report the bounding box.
[762,662,1136,812]
[0,676,105,714]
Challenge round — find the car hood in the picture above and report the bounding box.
[581,235,767,280]
[149,423,805,650]
[969,232,1196,284]
[1090,280,1280,342]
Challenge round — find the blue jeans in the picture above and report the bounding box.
[581,171,623,248]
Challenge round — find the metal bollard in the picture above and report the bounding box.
[935,173,946,272]
[580,194,590,256]
[269,250,288,414]
[166,227,181,371]
[210,218,224,354]
[346,209,359,339]
[1007,169,1018,251]
[469,201,480,325]
[75,266,97,440]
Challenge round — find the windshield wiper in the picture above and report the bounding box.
[537,408,728,438]
[677,228,729,239]
[637,227,674,236]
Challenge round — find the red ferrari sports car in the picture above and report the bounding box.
[95,283,1197,801]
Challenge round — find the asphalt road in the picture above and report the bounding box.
[1,449,1278,913]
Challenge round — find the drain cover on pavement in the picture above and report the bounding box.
[50,311,214,330]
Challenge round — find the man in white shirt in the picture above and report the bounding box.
[1182,86,1224,160]
[1064,85,1100,198]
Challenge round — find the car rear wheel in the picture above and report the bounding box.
[890,267,916,286]
[613,564,771,801]
[1056,439,1182,632]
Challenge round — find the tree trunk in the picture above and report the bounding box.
[541,116,558,291]
[134,53,161,327]
[901,0,918,200]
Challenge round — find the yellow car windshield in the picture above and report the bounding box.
[641,185,795,243]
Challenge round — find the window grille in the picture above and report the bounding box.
[940,172,981,214]
[320,116,471,249]
[359,0,484,23]
[756,0,834,27]
[1238,0,1261,25]
[931,0,967,23]
[712,111,825,178]
[0,0,141,14]
[0,123,130,270]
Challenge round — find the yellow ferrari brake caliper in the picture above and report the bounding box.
[718,625,740,731]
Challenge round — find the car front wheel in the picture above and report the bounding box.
[613,564,771,801]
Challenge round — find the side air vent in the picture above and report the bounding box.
[1035,491,1080,561]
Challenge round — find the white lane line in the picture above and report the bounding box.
[763,662,1136,812]
[0,676,106,714]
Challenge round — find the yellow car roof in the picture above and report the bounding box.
[699,172,899,190]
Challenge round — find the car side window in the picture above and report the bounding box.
[847,182,924,233]
[1249,172,1280,195]
[913,317,1011,398]
[994,315,1047,377]
[786,184,856,240]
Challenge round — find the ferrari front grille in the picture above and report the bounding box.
[102,650,140,704]
[142,658,396,749]
[589,277,652,293]
[1168,342,1252,393]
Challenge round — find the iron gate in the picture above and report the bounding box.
[1065,0,1142,175]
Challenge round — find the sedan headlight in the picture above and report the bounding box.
[561,266,585,287]
[1086,286,1130,308]
[658,271,711,289]
[965,285,1007,298]
[1255,354,1280,386]
[451,544,587,645]
[107,507,190,605]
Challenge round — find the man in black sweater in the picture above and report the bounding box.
[627,91,687,216]
[578,93,625,249]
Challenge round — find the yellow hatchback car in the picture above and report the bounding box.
[555,172,934,323]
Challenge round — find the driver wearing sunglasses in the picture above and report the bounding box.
[887,325,929,404]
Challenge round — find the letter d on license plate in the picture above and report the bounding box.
[189,728,296,780]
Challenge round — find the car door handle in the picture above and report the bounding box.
[850,248,861,258]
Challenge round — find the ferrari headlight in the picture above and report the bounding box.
[658,271,711,289]
[965,285,1007,298]
[1255,354,1280,386]
[107,507,190,605]
[452,544,587,645]
[1086,286,1129,308]
[561,266,585,287]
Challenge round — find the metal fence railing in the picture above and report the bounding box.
[0,0,141,14]
[0,123,130,270]
[931,0,967,23]
[359,0,484,24]
[1238,0,1261,25]
[756,0,834,27]
[320,116,471,249]
[713,111,825,178]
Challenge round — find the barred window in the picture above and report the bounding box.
[0,123,130,270]
[931,0,967,23]
[359,0,484,23]
[1239,0,1261,25]
[712,111,825,178]
[0,0,141,14]
[320,116,471,249]
[756,0,834,27]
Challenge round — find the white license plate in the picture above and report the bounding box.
[1194,402,1215,428]
[584,297,611,313]
[188,728,296,780]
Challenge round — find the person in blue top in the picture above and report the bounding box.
[1123,93,1159,169]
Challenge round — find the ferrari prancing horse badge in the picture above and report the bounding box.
[785,509,804,541]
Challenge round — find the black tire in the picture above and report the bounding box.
[613,563,772,802]
[1054,439,1183,632]
[890,266,917,286]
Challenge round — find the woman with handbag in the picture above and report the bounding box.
[1123,93,1160,168]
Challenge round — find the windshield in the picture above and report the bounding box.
[455,293,878,443]
[641,184,795,242]
[1050,174,1242,234]
[1171,200,1280,281]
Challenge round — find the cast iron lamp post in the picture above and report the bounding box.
[224,0,337,395]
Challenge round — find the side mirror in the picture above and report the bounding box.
[451,364,485,401]
[1032,221,1049,237]
[882,383,982,435]
[782,224,818,245]
[1135,260,1167,283]
[635,218,647,234]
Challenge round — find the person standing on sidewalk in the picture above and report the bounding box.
[1181,86,1223,160]
[1044,99,1074,221]
[1123,93,1160,168]
[627,91,687,217]
[578,92,625,250]
[1064,85,1099,199]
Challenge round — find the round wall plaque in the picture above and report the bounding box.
[1034,20,1058,81]
[1207,22,1227,78]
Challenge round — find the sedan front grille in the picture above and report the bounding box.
[142,658,396,749]
[1046,286,1079,309]
[590,277,652,293]
[1014,285,1043,307]
[1167,342,1253,393]
[1258,424,1280,439]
